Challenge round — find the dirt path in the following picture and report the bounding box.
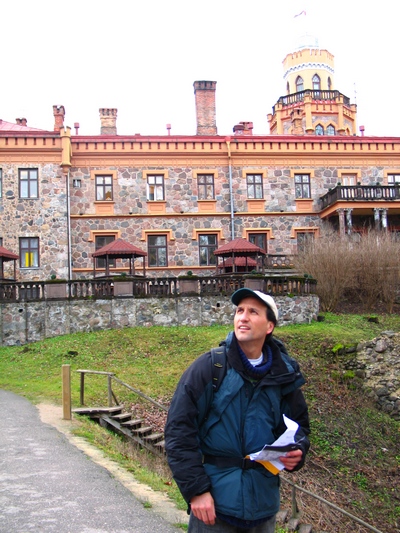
[37,403,188,528]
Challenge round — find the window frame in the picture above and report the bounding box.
[20,237,40,268]
[95,234,116,268]
[19,168,38,199]
[148,234,168,267]
[326,124,336,135]
[296,76,304,92]
[248,233,267,253]
[294,174,311,199]
[198,234,218,266]
[197,173,215,200]
[95,175,113,201]
[312,74,321,91]
[296,231,315,253]
[246,173,264,199]
[315,124,324,136]
[147,174,165,201]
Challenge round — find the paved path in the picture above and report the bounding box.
[0,389,184,533]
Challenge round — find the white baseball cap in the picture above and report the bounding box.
[231,288,279,323]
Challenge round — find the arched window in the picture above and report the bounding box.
[312,74,321,91]
[296,76,304,92]
[326,124,336,135]
[286,81,290,95]
[327,77,332,91]
[315,124,324,135]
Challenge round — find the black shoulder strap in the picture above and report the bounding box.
[211,342,227,392]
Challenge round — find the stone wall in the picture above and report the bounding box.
[0,294,319,346]
[344,331,400,421]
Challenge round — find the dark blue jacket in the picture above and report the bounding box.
[165,332,310,522]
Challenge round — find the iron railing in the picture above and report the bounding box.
[320,184,400,209]
[273,90,350,114]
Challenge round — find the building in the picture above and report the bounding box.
[1,40,400,282]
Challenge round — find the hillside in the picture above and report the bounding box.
[0,312,398,532]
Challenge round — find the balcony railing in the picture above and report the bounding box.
[320,184,400,209]
[0,275,316,303]
[273,90,350,114]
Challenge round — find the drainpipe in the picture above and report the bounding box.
[66,170,72,281]
[225,136,235,239]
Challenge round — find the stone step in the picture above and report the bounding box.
[143,432,164,444]
[298,524,313,533]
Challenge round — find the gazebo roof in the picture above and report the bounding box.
[92,238,147,258]
[219,256,258,267]
[214,238,266,257]
[0,246,19,261]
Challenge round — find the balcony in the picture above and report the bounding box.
[273,90,350,114]
[320,184,400,210]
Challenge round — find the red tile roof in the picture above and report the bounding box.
[0,119,46,132]
[0,246,19,260]
[92,238,147,257]
[214,238,266,256]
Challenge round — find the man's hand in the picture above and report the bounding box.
[190,492,216,525]
[279,449,303,471]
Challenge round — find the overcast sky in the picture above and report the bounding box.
[1,0,398,137]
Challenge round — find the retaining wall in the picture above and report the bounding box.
[0,295,319,346]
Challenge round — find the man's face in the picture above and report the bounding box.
[234,296,275,350]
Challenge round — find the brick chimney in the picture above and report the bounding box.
[53,105,65,131]
[99,108,117,135]
[233,121,253,135]
[16,118,28,126]
[193,81,217,135]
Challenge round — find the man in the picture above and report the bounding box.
[165,288,310,532]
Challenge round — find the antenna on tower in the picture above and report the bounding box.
[353,82,357,105]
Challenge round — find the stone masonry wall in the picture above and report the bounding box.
[0,294,319,346]
[344,331,400,421]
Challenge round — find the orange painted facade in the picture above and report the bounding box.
[1,45,400,281]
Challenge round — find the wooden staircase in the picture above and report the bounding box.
[72,405,166,457]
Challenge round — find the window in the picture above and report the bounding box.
[247,174,263,199]
[296,76,304,92]
[148,235,167,267]
[249,233,267,252]
[295,174,311,198]
[0,168,2,198]
[286,81,290,95]
[326,124,335,135]
[0,237,3,246]
[95,235,115,268]
[388,174,400,184]
[73,179,82,188]
[315,124,324,136]
[19,169,38,198]
[199,234,217,266]
[341,174,356,186]
[95,175,113,201]
[197,174,214,200]
[20,237,39,268]
[297,232,314,253]
[312,74,321,91]
[327,77,332,90]
[147,175,164,201]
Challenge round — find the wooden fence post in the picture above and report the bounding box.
[62,364,71,420]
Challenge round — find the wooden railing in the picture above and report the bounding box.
[320,184,400,209]
[0,275,316,303]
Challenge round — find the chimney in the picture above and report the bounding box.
[100,108,117,135]
[53,105,65,131]
[233,121,253,135]
[193,81,217,135]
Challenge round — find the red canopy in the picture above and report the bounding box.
[92,238,147,277]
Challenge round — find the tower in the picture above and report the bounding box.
[268,19,357,136]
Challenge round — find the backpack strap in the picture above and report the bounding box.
[211,342,227,392]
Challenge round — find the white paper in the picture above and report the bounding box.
[249,415,299,471]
